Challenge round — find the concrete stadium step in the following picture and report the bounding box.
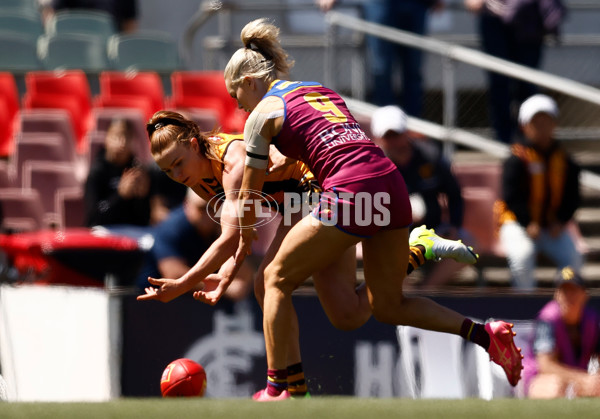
[577,207,600,235]
[583,236,600,263]
[447,261,600,289]
[581,186,600,207]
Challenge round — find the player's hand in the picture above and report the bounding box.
[193,274,228,306]
[136,277,184,303]
[267,146,296,174]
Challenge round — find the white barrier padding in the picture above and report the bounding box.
[0,284,121,401]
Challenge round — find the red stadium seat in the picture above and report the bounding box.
[24,70,91,110]
[19,109,79,156]
[87,129,107,163]
[452,163,502,198]
[97,71,164,119]
[55,186,85,229]
[93,95,154,123]
[461,187,504,257]
[0,160,13,188]
[90,107,152,163]
[0,72,20,157]
[185,109,220,132]
[11,132,78,187]
[0,187,46,232]
[169,71,248,133]
[22,70,92,154]
[21,160,82,227]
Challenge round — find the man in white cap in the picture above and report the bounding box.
[370,105,468,288]
[495,94,582,290]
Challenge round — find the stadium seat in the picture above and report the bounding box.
[0,31,41,71]
[21,160,82,227]
[107,30,180,72]
[0,187,46,232]
[23,70,93,154]
[37,33,109,72]
[96,71,165,120]
[11,132,79,186]
[24,70,92,113]
[87,129,107,163]
[45,10,117,40]
[461,186,503,257]
[0,160,12,188]
[0,72,19,115]
[185,109,220,132]
[0,97,16,159]
[22,94,88,154]
[91,107,153,163]
[0,0,39,13]
[0,72,20,155]
[93,95,154,123]
[0,10,44,41]
[169,71,247,133]
[55,186,85,229]
[20,109,78,153]
[453,163,502,199]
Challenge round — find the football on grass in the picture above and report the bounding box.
[160,358,207,397]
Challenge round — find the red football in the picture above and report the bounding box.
[160,358,207,397]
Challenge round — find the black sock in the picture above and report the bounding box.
[460,318,490,350]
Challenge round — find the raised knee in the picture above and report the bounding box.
[263,264,293,294]
[371,298,404,324]
[329,312,365,331]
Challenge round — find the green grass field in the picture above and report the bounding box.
[1,397,599,419]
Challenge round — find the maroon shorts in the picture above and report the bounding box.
[311,170,412,237]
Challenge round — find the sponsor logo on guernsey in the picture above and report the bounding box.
[317,122,370,148]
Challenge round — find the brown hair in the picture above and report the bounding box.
[224,18,294,89]
[146,110,222,161]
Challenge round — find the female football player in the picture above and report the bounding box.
[224,18,522,400]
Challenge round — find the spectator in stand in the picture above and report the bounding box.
[39,0,139,33]
[137,190,255,301]
[84,118,168,228]
[370,105,468,288]
[523,267,600,399]
[496,94,582,290]
[318,0,444,116]
[464,0,567,144]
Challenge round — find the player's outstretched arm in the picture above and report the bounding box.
[193,258,239,305]
[137,277,191,302]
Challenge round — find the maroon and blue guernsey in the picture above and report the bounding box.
[264,80,397,190]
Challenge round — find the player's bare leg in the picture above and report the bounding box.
[255,217,302,367]
[363,227,522,386]
[312,247,371,331]
[258,216,360,400]
[362,228,466,330]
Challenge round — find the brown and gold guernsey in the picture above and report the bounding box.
[195,133,317,212]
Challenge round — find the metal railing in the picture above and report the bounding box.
[178,2,600,191]
[325,11,600,191]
